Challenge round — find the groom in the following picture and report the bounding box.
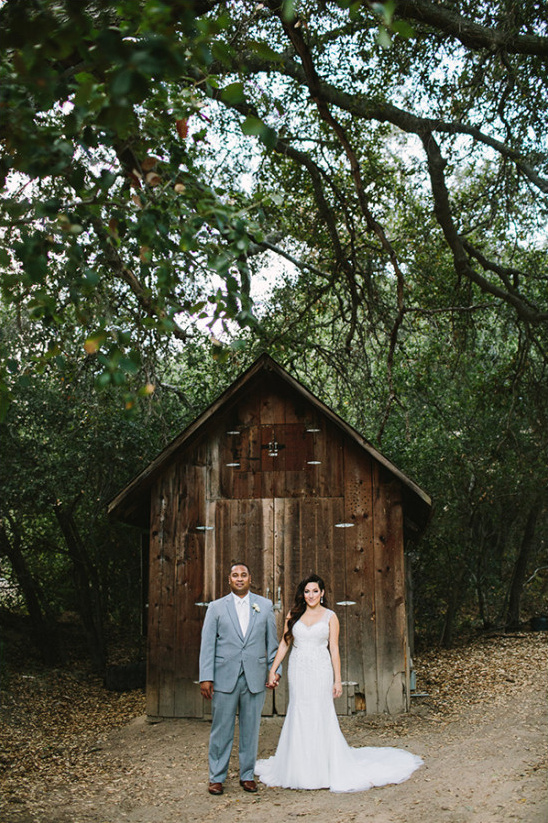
[199,562,280,795]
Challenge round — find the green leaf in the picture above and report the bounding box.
[247,40,283,63]
[96,372,111,388]
[280,0,295,22]
[119,357,140,375]
[259,125,277,149]
[97,170,118,190]
[84,269,100,286]
[111,69,135,97]
[211,40,234,65]
[220,82,246,105]
[376,27,393,49]
[392,20,415,38]
[241,116,263,137]
[241,116,277,149]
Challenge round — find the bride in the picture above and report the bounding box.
[255,574,423,792]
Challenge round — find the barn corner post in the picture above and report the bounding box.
[371,465,411,715]
[404,543,417,691]
[107,354,431,720]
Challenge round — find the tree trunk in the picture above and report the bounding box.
[54,503,107,672]
[440,566,468,647]
[475,521,504,630]
[505,503,542,631]
[0,517,59,662]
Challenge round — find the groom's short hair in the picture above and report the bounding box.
[229,561,251,575]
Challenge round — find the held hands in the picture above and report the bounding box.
[266,671,281,689]
[332,681,343,699]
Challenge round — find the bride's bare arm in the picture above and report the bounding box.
[266,613,291,687]
[328,613,343,698]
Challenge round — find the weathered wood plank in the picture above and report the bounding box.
[260,501,275,722]
[232,499,248,567]
[215,499,230,597]
[236,394,262,497]
[261,498,276,716]
[145,477,164,716]
[342,442,377,714]
[317,423,344,498]
[283,425,307,472]
[245,499,264,587]
[300,499,318,579]
[261,498,275,602]
[234,424,262,498]
[140,363,421,719]
[202,497,216,604]
[173,464,204,716]
[156,468,177,718]
[372,466,407,713]
[262,389,287,498]
[272,497,299,716]
[384,474,409,713]
[303,422,321,496]
[329,496,350,715]
[237,387,261,428]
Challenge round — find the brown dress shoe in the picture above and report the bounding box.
[239,779,258,792]
[208,782,224,795]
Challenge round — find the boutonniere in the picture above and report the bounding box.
[252,603,260,613]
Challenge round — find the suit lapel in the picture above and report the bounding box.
[226,595,244,641]
[244,598,258,642]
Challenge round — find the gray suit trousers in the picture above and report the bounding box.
[209,671,266,782]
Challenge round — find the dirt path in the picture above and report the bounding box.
[2,633,547,823]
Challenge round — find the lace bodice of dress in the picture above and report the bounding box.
[291,609,332,654]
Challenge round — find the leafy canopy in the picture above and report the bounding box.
[1,0,547,422]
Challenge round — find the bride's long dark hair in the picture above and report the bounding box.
[284,573,329,645]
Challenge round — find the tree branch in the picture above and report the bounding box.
[420,130,548,323]
[91,220,190,341]
[393,0,548,57]
[236,51,548,194]
[227,40,547,325]
[269,0,407,371]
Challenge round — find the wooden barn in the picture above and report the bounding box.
[108,354,431,719]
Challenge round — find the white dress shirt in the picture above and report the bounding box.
[232,592,250,636]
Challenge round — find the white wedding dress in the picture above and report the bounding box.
[255,609,423,792]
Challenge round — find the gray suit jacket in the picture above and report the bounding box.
[199,593,279,694]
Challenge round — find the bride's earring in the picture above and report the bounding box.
[321,596,324,604]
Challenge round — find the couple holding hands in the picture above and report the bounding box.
[199,563,422,795]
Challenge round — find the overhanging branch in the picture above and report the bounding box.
[393,0,548,57]
[421,130,547,323]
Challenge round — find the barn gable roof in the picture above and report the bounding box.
[108,353,432,532]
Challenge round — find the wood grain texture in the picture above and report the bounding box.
[141,366,418,718]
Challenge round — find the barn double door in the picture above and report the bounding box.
[211,496,362,715]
